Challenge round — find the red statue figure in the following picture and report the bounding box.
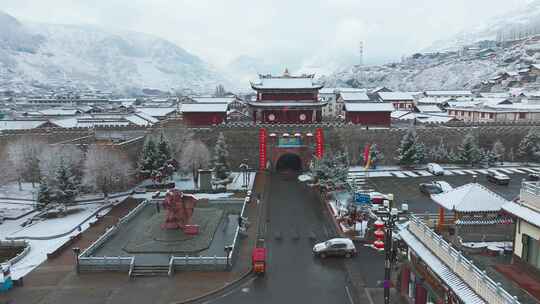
[161,189,199,234]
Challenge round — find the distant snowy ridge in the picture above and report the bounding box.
[0,11,226,94]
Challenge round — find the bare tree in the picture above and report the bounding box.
[82,146,134,196]
[180,140,211,184]
[7,137,45,189]
[39,145,84,183]
[161,125,194,162]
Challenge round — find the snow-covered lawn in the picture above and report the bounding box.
[0,200,34,219]
[0,182,36,200]
[0,202,114,280]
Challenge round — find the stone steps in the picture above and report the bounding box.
[131,265,169,277]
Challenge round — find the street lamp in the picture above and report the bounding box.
[72,247,81,274]
[239,162,249,191]
[374,201,407,304]
[224,245,233,269]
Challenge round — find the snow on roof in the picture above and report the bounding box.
[340,92,371,102]
[247,101,327,107]
[391,110,412,119]
[136,107,177,118]
[133,111,159,124]
[431,183,510,212]
[251,76,322,90]
[447,101,483,108]
[416,105,443,113]
[190,97,236,104]
[503,201,540,227]
[345,102,394,112]
[125,114,154,126]
[400,228,486,304]
[532,64,540,70]
[181,103,228,113]
[416,97,452,105]
[51,117,79,128]
[37,108,80,116]
[378,92,415,101]
[425,90,473,97]
[0,120,49,130]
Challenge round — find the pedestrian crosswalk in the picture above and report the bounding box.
[348,166,540,179]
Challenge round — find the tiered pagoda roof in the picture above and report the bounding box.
[250,69,324,90]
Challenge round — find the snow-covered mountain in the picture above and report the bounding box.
[0,11,226,95]
[323,1,540,92]
[426,0,540,53]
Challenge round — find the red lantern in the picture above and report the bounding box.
[374,240,385,249]
[374,229,385,240]
[374,220,385,229]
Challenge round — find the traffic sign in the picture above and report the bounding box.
[354,193,371,205]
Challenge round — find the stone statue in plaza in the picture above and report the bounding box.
[161,189,199,232]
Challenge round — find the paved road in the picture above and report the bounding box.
[369,172,528,213]
[210,173,352,304]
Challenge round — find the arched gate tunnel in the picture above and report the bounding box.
[275,153,302,172]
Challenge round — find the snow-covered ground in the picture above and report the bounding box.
[0,182,36,200]
[173,171,255,191]
[0,201,116,279]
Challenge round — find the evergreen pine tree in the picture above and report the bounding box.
[310,151,350,191]
[157,133,172,167]
[430,138,449,162]
[518,129,540,163]
[213,132,230,179]
[480,149,498,167]
[54,160,78,206]
[138,138,158,177]
[491,140,506,165]
[457,132,481,166]
[37,177,53,209]
[397,127,425,166]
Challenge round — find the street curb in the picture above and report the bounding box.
[174,270,254,304]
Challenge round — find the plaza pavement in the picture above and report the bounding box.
[0,176,264,304]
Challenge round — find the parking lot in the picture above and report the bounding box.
[363,171,529,213]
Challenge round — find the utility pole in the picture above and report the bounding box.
[359,41,364,66]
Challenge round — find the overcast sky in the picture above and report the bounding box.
[1,0,533,69]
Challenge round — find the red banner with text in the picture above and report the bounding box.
[315,128,324,159]
[259,128,267,170]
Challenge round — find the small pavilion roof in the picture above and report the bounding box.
[430,183,510,212]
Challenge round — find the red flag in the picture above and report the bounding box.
[363,144,371,167]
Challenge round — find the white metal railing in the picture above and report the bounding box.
[171,255,228,267]
[79,225,119,257]
[520,181,540,211]
[79,256,133,266]
[228,196,249,263]
[408,215,520,304]
[118,200,149,225]
[168,256,174,276]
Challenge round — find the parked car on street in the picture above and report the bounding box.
[427,163,444,176]
[419,181,452,195]
[487,171,510,185]
[313,238,356,258]
[528,173,539,181]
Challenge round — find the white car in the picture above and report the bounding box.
[433,181,453,192]
[427,163,444,176]
[313,238,356,258]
